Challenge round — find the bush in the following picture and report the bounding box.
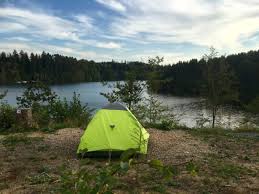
[16,81,93,130]
[0,102,16,131]
[146,119,178,131]
[32,103,50,128]
[49,92,93,128]
[132,95,179,130]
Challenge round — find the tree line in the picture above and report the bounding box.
[150,50,259,104]
[0,49,259,105]
[0,50,149,84]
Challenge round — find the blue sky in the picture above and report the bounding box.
[0,0,259,64]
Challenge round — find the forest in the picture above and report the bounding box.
[0,49,259,104]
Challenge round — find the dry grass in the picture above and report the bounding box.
[0,128,258,193]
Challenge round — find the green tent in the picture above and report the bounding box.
[77,103,149,155]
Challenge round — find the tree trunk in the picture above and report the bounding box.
[128,102,131,110]
[212,107,216,128]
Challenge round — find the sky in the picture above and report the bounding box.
[0,0,259,64]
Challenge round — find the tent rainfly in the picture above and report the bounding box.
[77,103,149,155]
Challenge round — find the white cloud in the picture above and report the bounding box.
[0,42,32,52]
[1,1,259,63]
[0,6,121,50]
[0,40,107,61]
[109,0,259,54]
[0,22,27,32]
[0,7,81,41]
[96,41,121,49]
[96,0,126,12]
[73,14,94,33]
[124,51,201,64]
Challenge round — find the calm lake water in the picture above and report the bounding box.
[0,82,246,128]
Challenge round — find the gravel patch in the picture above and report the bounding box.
[147,128,212,164]
[30,128,211,164]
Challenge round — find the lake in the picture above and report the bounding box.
[0,82,246,128]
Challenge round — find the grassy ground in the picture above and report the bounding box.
[0,128,258,193]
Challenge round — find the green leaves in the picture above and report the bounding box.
[148,160,177,180]
[120,148,138,162]
[149,159,164,169]
[100,72,145,110]
[186,161,199,176]
[17,81,57,108]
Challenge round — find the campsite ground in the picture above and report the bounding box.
[0,128,258,194]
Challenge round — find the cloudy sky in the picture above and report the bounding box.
[0,0,259,64]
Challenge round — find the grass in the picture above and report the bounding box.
[205,154,256,179]
[0,127,258,193]
[2,135,43,148]
[235,125,259,133]
[188,127,259,141]
[26,172,56,185]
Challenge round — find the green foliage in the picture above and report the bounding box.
[146,56,164,93]
[133,95,179,130]
[245,96,259,125]
[32,103,50,128]
[0,50,149,84]
[58,149,175,193]
[0,90,16,131]
[202,47,239,128]
[49,92,93,128]
[0,102,16,131]
[101,71,144,110]
[26,172,55,185]
[58,164,119,193]
[246,96,259,114]
[17,81,57,108]
[120,148,138,162]
[15,82,92,130]
[186,161,199,176]
[1,49,259,107]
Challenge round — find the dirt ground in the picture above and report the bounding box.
[0,128,258,193]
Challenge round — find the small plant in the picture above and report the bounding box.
[186,161,199,176]
[58,149,176,193]
[58,164,119,193]
[26,172,55,185]
[0,102,16,131]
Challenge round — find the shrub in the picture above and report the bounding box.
[32,103,50,128]
[16,82,92,130]
[49,92,93,128]
[132,95,179,130]
[0,102,16,131]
